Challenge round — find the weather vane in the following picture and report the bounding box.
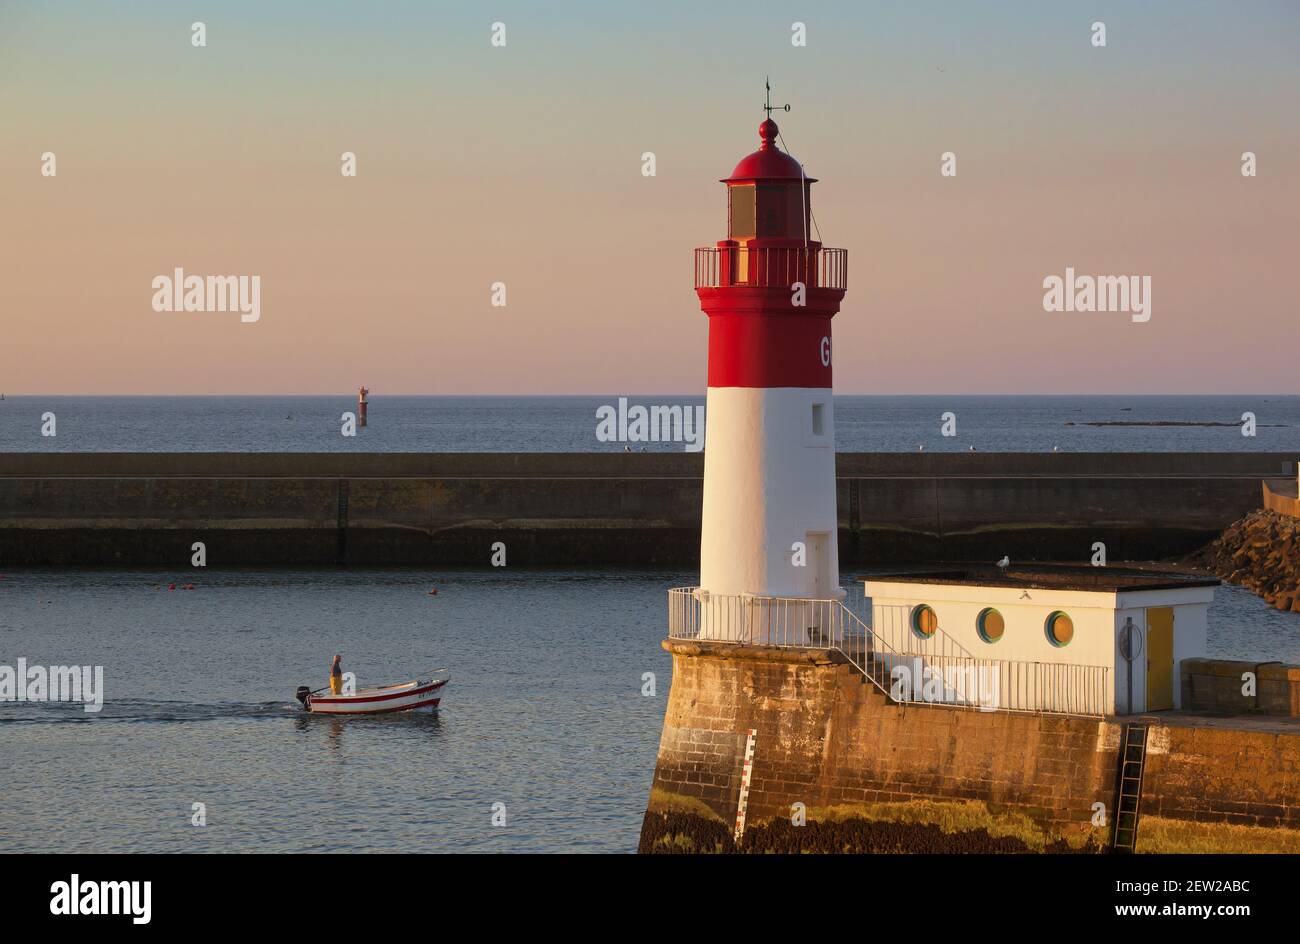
[763,77,791,119]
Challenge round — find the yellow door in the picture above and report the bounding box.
[1146,608,1174,711]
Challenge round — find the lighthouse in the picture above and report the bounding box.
[692,106,848,643]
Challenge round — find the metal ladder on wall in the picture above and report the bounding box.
[1112,723,1149,853]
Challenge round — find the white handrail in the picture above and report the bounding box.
[667,588,1108,716]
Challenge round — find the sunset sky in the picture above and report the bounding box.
[2,1,1297,395]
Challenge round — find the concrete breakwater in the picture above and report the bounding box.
[0,452,1292,566]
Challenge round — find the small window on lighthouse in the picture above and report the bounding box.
[811,403,826,437]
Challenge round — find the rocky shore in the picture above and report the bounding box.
[1188,509,1300,611]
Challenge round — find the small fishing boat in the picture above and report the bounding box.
[295,669,448,715]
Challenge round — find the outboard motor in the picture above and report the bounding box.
[295,686,312,709]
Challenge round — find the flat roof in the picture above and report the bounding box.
[861,564,1220,594]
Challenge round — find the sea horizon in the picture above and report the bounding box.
[3,394,1298,453]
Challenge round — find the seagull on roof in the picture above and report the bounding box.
[996,556,1010,570]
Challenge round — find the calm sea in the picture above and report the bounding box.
[1,395,1298,453]
[1,568,1298,853]
[0,568,676,853]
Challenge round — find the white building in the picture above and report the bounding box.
[862,566,1218,715]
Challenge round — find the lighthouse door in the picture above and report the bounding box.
[806,532,831,599]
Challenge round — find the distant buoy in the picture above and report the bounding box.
[428,588,438,596]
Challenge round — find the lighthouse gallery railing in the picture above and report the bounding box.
[667,588,1108,717]
[694,246,847,290]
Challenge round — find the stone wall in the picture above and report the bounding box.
[644,641,1300,851]
[1140,723,1300,829]
[1182,657,1300,716]
[649,641,1116,829]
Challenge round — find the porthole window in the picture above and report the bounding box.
[977,607,1004,644]
[1046,611,1074,647]
[911,604,938,639]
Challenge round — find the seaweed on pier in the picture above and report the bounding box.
[637,810,1105,854]
[638,811,734,854]
[737,816,1102,854]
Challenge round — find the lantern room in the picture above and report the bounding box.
[697,117,846,293]
[723,118,813,242]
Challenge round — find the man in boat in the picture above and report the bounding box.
[329,654,344,695]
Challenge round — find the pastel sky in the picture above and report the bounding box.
[2,1,1297,394]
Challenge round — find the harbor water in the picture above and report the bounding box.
[1,567,1297,853]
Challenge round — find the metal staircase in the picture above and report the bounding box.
[1112,723,1150,853]
[832,602,901,699]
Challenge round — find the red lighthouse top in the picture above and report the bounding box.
[694,99,847,391]
[723,119,817,183]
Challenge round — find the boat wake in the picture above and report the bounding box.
[0,698,297,725]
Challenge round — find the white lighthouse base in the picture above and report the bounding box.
[697,386,842,645]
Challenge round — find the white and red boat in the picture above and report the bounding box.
[295,669,449,715]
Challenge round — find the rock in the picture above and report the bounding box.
[1189,509,1300,610]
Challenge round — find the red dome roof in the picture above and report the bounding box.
[723,119,816,183]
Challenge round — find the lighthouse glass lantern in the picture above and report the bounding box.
[694,116,848,644]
